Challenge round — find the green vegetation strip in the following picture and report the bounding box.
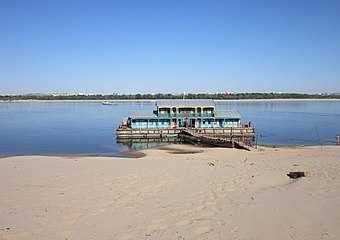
[1,93,340,101]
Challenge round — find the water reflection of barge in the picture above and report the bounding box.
[116,138,180,150]
[116,100,255,148]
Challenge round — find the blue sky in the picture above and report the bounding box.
[1,0,339,94]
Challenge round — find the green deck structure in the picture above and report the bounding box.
[117,99,255,145]
[127,99,242,129]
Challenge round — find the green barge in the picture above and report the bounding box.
[116,100,255,144]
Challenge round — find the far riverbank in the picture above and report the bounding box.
[1,98,340,103]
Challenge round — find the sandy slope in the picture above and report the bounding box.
[1,145,340,240]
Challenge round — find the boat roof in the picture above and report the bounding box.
[156,99,215,108]
[129,110,241,119]
[215,110,242,119]
[129,110,158,119]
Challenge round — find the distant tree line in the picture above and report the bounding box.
[1,92,340,101]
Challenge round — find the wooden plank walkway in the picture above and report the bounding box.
[181,128,201,138]
[180,128,251,151]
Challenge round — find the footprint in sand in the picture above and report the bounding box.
[195,205,206,211]
[151,218,167,224]
[55,212,81,228]
[205,201,217,206]
[59,230,75,238]
[170,211,181,217]
[144,222,168,235]
[225,187,235,192]
[217,220,226,226]
[117,233,138,240]
[200,210,217,218]
[6,231,33,239]
[59,199,80,209]
[175,219,193,227]
[195,226,213,234]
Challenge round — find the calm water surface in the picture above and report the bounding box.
[216,101,340,145]
[0,101,339,156]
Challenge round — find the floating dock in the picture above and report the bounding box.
[116,126,254,141]
[116,99,255,148]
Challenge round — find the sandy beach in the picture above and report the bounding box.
[1,144,340,240]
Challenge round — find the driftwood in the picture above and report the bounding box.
[287,171,310,179]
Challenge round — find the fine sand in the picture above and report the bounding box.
[1,145,340,240]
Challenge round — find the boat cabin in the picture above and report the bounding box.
[126,100,241,129]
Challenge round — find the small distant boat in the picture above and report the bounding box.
[102,101,114,105]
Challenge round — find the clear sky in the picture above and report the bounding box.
[1,0,339,94]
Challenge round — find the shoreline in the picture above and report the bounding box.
[1,144,340,239]
[1,143,338,159]
[1,98,340,103]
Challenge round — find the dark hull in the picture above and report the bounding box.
[179,133,234,148]
[179,131,250,150]
[199,136,234,148]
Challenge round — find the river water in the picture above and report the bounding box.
[0,100,339,156]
